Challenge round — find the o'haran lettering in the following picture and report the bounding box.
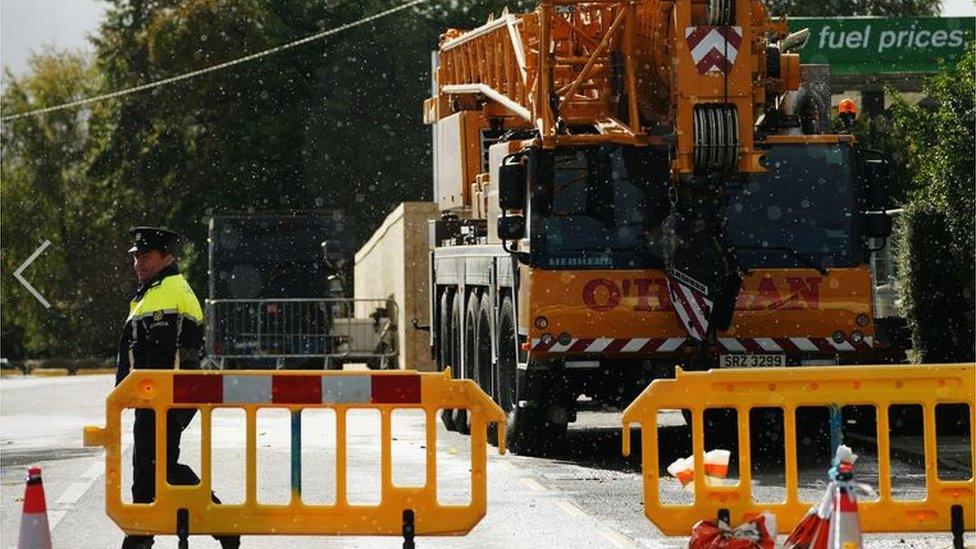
[817,24,968,54]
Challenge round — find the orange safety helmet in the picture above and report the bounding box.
[838,98,857,115]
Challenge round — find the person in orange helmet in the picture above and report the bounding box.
[838,98,857,131]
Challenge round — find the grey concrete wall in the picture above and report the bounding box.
[355,202,439,371]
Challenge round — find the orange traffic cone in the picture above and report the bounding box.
[703,449,731,485]
[17,467,52,549]
[828,476,863,548]
[667,449,732,493]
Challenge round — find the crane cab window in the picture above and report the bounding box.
[530,145,669,269]
[726,143,859,269]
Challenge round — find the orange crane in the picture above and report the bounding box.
[426,0,800,173]
[422,0,894,455]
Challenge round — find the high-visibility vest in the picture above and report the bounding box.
[116,265,203,385]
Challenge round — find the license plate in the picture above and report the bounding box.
[719,354,786,368]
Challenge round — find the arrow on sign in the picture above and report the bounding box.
[14,239,52,309]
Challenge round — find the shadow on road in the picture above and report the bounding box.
[540,423,733,475]
[1,447,100,467]
[538,412,871,477]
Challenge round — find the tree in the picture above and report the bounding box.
[89,0,527,289]
[844,114,916,206]
[3,0,529,359]
[892,45,975,363]
[896,204,972,363]
[1,50,132,358]
[765,0,940,16]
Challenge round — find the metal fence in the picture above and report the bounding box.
[205,298,397,369]
[800,64,831,132]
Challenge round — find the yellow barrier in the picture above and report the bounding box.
[84,369,504,539]
[622,364,975,536]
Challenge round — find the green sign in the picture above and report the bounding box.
[788,17,974,74]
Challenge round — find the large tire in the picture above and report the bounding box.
[438,291,457,432]
[455,292,480,435]
[507,369,568,456]
[489,296,517,447]
[438,291,453,371]
[449,292,465,433]
[477,294,494,395]
[493,297,567,455]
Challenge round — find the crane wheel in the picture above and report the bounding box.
[438,291,457,432]
[455,293,481,436]
[489,296,517,448]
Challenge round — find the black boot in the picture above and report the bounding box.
[215,535,241,549]
[121,535,154,549]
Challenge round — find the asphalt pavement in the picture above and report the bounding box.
[1,374,972,548]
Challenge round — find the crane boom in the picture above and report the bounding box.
[424,0,801,176]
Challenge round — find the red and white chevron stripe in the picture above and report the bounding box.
[666,274,713,342]
[529,336,874,354]
[531,337,688,353]
[685,26,743,74]
[717,336,875,354]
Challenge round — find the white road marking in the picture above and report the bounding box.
[81,461,104,480]
[554,499,586,517]
[54,482,91,507]
[493,461,516,472]
[519,477,548,492]
[48,450,113,531]
[598,524,638,548]
[555,499,636,548]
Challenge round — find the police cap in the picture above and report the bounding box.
[128,226,182,254]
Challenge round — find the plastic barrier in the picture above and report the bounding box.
[84,369,504,539]
[622,364,975,536]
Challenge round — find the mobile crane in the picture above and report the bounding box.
[422,0,894,454]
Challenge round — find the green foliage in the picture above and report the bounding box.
[766,0,940,16]
[843,114,916,206]
[87,0,527,286]
[2,0,528,359]
[1,51,133,358]
[895,204,975,363]
[892,45,976,362]
[2,0,965,361]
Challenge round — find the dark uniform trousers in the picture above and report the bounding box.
[131,408,215,503]
[117,265,238,549]
[123,410,230,549]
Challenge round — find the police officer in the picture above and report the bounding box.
[117,227,240,549]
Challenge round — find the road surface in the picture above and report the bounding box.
[2,374,972,548]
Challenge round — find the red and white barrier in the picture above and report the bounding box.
[172,373,421,404]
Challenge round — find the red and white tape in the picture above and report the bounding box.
[172,374,421,405]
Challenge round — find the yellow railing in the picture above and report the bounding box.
[622,364,975,536]
[84,369,504,539]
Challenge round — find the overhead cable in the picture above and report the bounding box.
[1,0,429,123]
